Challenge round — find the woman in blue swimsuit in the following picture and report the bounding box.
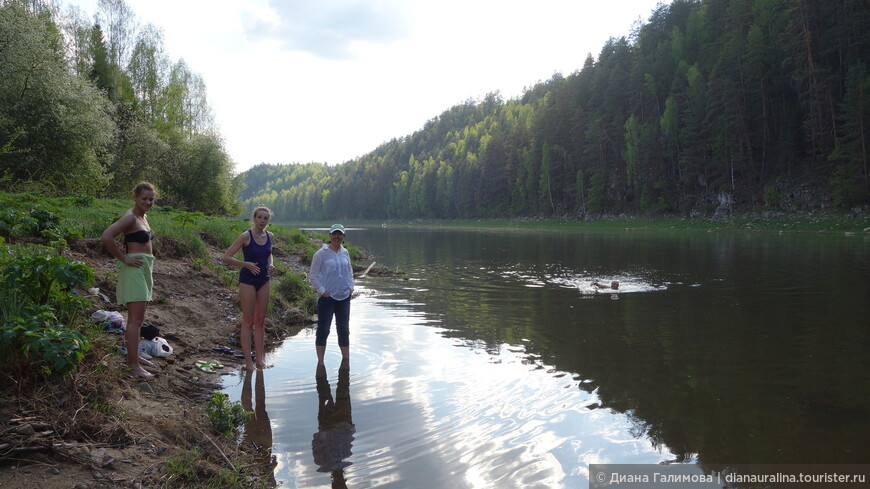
[222,205,275,370]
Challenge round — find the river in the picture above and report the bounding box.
[221,226,870,488]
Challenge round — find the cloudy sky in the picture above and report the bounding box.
[65,0,668,172]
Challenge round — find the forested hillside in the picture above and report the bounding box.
[0,0,241,215]
[241,0,869,220]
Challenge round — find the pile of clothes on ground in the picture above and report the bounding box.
[91,310,173,359]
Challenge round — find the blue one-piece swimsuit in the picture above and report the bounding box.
[239,230,271,290]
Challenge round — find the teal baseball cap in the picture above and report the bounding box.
[329,224,345,234]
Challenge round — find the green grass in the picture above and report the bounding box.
[0,189,323,314]
[0,190,319,251]
[163,447,271,489]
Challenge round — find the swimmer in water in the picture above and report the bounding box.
[591,280,619,290]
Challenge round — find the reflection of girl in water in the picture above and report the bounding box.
[241,369,276,485]
[312,358,355,483]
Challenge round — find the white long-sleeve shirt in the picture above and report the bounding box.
[309,244,354,300]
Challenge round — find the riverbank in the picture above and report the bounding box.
[1,241,303,488]
[354,212,870,234]
[1,237,394,489]
[0,191,392,488]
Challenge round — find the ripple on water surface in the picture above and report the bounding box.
[221,289,668,488]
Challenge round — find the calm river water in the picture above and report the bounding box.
[221,226,870,488]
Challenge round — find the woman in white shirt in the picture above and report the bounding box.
[309,224,355,362]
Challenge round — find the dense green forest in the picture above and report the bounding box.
[3,0,868,221]
[0,0,241,215]
[240,0,869,220]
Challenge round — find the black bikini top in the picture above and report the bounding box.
[124,229,154,244]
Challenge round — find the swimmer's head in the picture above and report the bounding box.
[611,281,620,289]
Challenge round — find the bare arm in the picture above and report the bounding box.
[101,214,140,266]
[222,232,260,274]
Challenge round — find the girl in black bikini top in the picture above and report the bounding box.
[124,229,154,244]
[124,229,154,252]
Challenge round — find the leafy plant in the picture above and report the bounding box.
[1,251,93,305]
[29,209,60,233]
[1,304,89,375]
[204,392,251,439]
[173,211,204,229]
[69,194,94,207]
[0,248,95,376]
[50,290,92,327]
[0,210,34,237]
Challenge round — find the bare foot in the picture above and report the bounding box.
[244,362,256,371]
[130,366,155,378]
[139,356,156,368]
[256,362,267,370]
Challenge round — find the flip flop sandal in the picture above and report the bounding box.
[195,360,215,373]
[208,360,224,369]
[212,346,235,354]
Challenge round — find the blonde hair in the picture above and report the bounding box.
[133,182,157,197]
[252,205,272,221]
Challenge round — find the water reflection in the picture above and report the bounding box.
[223,227,868,487]
[347,227,870,467]
[312,359,355,487]
[241,369,276,485]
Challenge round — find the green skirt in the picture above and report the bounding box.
[116,253,154,305]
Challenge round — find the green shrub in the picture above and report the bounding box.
[1,249,93,305]
[344,242,363,261]
[272,269,317,315]
[0,301,91,376]
[172,211,204,229]
[274,270,312,304]
[0,247,95,376]
[288,228,309,245]
[198,217,248,248]
[29,208,60,233]
[204,392,251,439]
[0,210,35,237]
[69,194,94,207]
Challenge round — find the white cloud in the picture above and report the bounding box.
[242,0,412,59]
[63,0,669,171]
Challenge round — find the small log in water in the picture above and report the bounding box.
[360,261,376,277]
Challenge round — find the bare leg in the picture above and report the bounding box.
[253,282,270,369]
[340,346,350,359]
[125,301,154,378]
[316,345,326,364]
[239,284,257,370]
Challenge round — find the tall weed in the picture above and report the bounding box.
[0,246,95,376]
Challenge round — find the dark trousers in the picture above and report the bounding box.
[316,296,350,347]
